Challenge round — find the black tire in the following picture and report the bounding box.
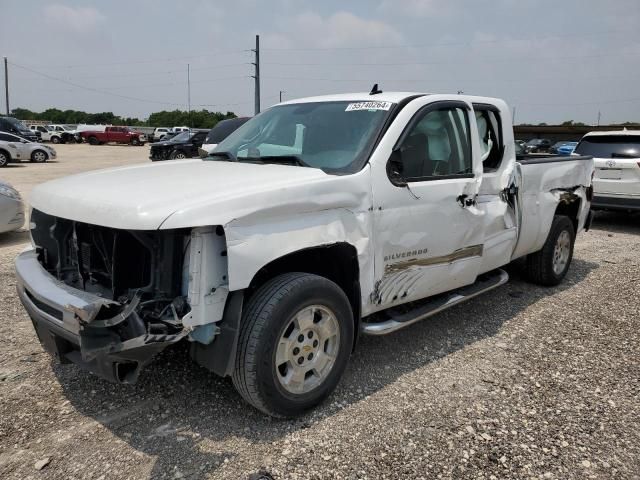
[50,136,61,144]
[232,273,354,417]
[0,150,9,167]
[525,215,575,286]
[30,150,48,163]
[131,137,140,146]
[88,136,98,145]
[171,150,187,159]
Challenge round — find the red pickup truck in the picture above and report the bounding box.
[80,126,147,146]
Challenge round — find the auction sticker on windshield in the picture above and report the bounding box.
[346,101,393,112]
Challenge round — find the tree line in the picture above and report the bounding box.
[9,108,238,128]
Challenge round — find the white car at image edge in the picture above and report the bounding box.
[0,132,57,166]
[0,180,25,233]
[574,129,640,211]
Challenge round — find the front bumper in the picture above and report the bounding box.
[592,194,640,212]
[15,249,186,383]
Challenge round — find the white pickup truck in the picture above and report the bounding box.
[16,92,594,417]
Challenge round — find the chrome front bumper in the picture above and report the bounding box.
[15,249,186,383]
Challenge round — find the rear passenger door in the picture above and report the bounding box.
[371,100,485,308]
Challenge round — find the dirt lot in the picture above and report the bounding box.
[0,145,638,479]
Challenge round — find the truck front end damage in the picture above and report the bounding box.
[15,210,228,383]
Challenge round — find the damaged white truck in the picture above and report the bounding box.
[16,92,594,417]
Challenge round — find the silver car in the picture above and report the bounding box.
[0,180,25,233]
[0,132,57,167]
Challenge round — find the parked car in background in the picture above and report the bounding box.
[550,141,571,154]
[80,126,147,146]
[200,117,250,156]
[574,130,640,211]
[0,180,24,233]
[557,142,578,156]
[30,125,63,144]
[0,116,40,142]
[0,132,56,164]
[149,129,208,161]
[150,127,171,142]
[525,138,552,153]
[171,126,189,134]
[47,124,79,143]
[515,141,526,157]
[515,139,527,150]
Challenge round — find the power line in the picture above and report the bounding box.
[261,28,637,51]
[20,49,250,70]
[8,61,255,109]
[263,51,638,67]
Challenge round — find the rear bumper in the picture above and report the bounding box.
[591,195,640,211]
[15,249,186,383]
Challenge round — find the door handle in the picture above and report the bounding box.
[456,194,477,208]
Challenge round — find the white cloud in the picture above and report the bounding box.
[378,0,448,17]
[274,11,404,49]
[44,4,106,33]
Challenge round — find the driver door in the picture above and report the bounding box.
[371,100,485,308]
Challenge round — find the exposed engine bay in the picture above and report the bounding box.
[28,209,192,382]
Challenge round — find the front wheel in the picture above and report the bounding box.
[50,136,61,144]
[130,137,140,146]
[88,136,98,145]
[0,150,9,167]
[30,150,48,163]
[171,150,186,159]
[525,215,575,286]
[232,273,354,417]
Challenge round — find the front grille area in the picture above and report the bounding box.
[30,209,188,301]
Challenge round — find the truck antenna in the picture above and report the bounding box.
[370,83,383,95]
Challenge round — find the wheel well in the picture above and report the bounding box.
[0,148,10,160]
[554,192,581,231]
[247,243,361,333]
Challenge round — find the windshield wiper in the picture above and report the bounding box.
[206,151,237,161]
[255,155,311,168]
[611,152,640,159]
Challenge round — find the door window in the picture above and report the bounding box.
[474,109,503,171]
[395,106,472,182]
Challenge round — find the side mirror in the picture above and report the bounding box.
[387,149,407,186]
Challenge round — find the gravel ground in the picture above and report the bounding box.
[0,146,638,479]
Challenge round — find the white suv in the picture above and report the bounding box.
[574,130,640,212]
[29,125,63,144]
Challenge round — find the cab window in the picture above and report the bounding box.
[395,106,472,181]
[473,106,504,172]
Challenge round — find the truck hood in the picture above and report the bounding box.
[30,159,368,230]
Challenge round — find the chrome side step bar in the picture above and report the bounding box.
[361,269,509,336]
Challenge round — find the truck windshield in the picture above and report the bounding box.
[208,101,395,172]
[574,135,640,158]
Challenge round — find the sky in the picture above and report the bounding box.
[1,0,639,124]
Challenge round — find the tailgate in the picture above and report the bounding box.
[593,157,640,196]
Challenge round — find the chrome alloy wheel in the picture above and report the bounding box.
[552,230,571,275]
[275,305,340,395]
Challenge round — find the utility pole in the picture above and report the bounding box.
[597,110,601,127]
[252,35,261,115]
[3,57,9,116]
[187,63,191,126]
[512,106,517,124]
[279,90,285,102]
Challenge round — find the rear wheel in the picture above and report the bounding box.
[88,136,99,145]
[50,136,61,144]
[30,150,48,163]
[130,137,140,146]
[232,273,353,417]
[525,215,575,286]
[0,150,9,167]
